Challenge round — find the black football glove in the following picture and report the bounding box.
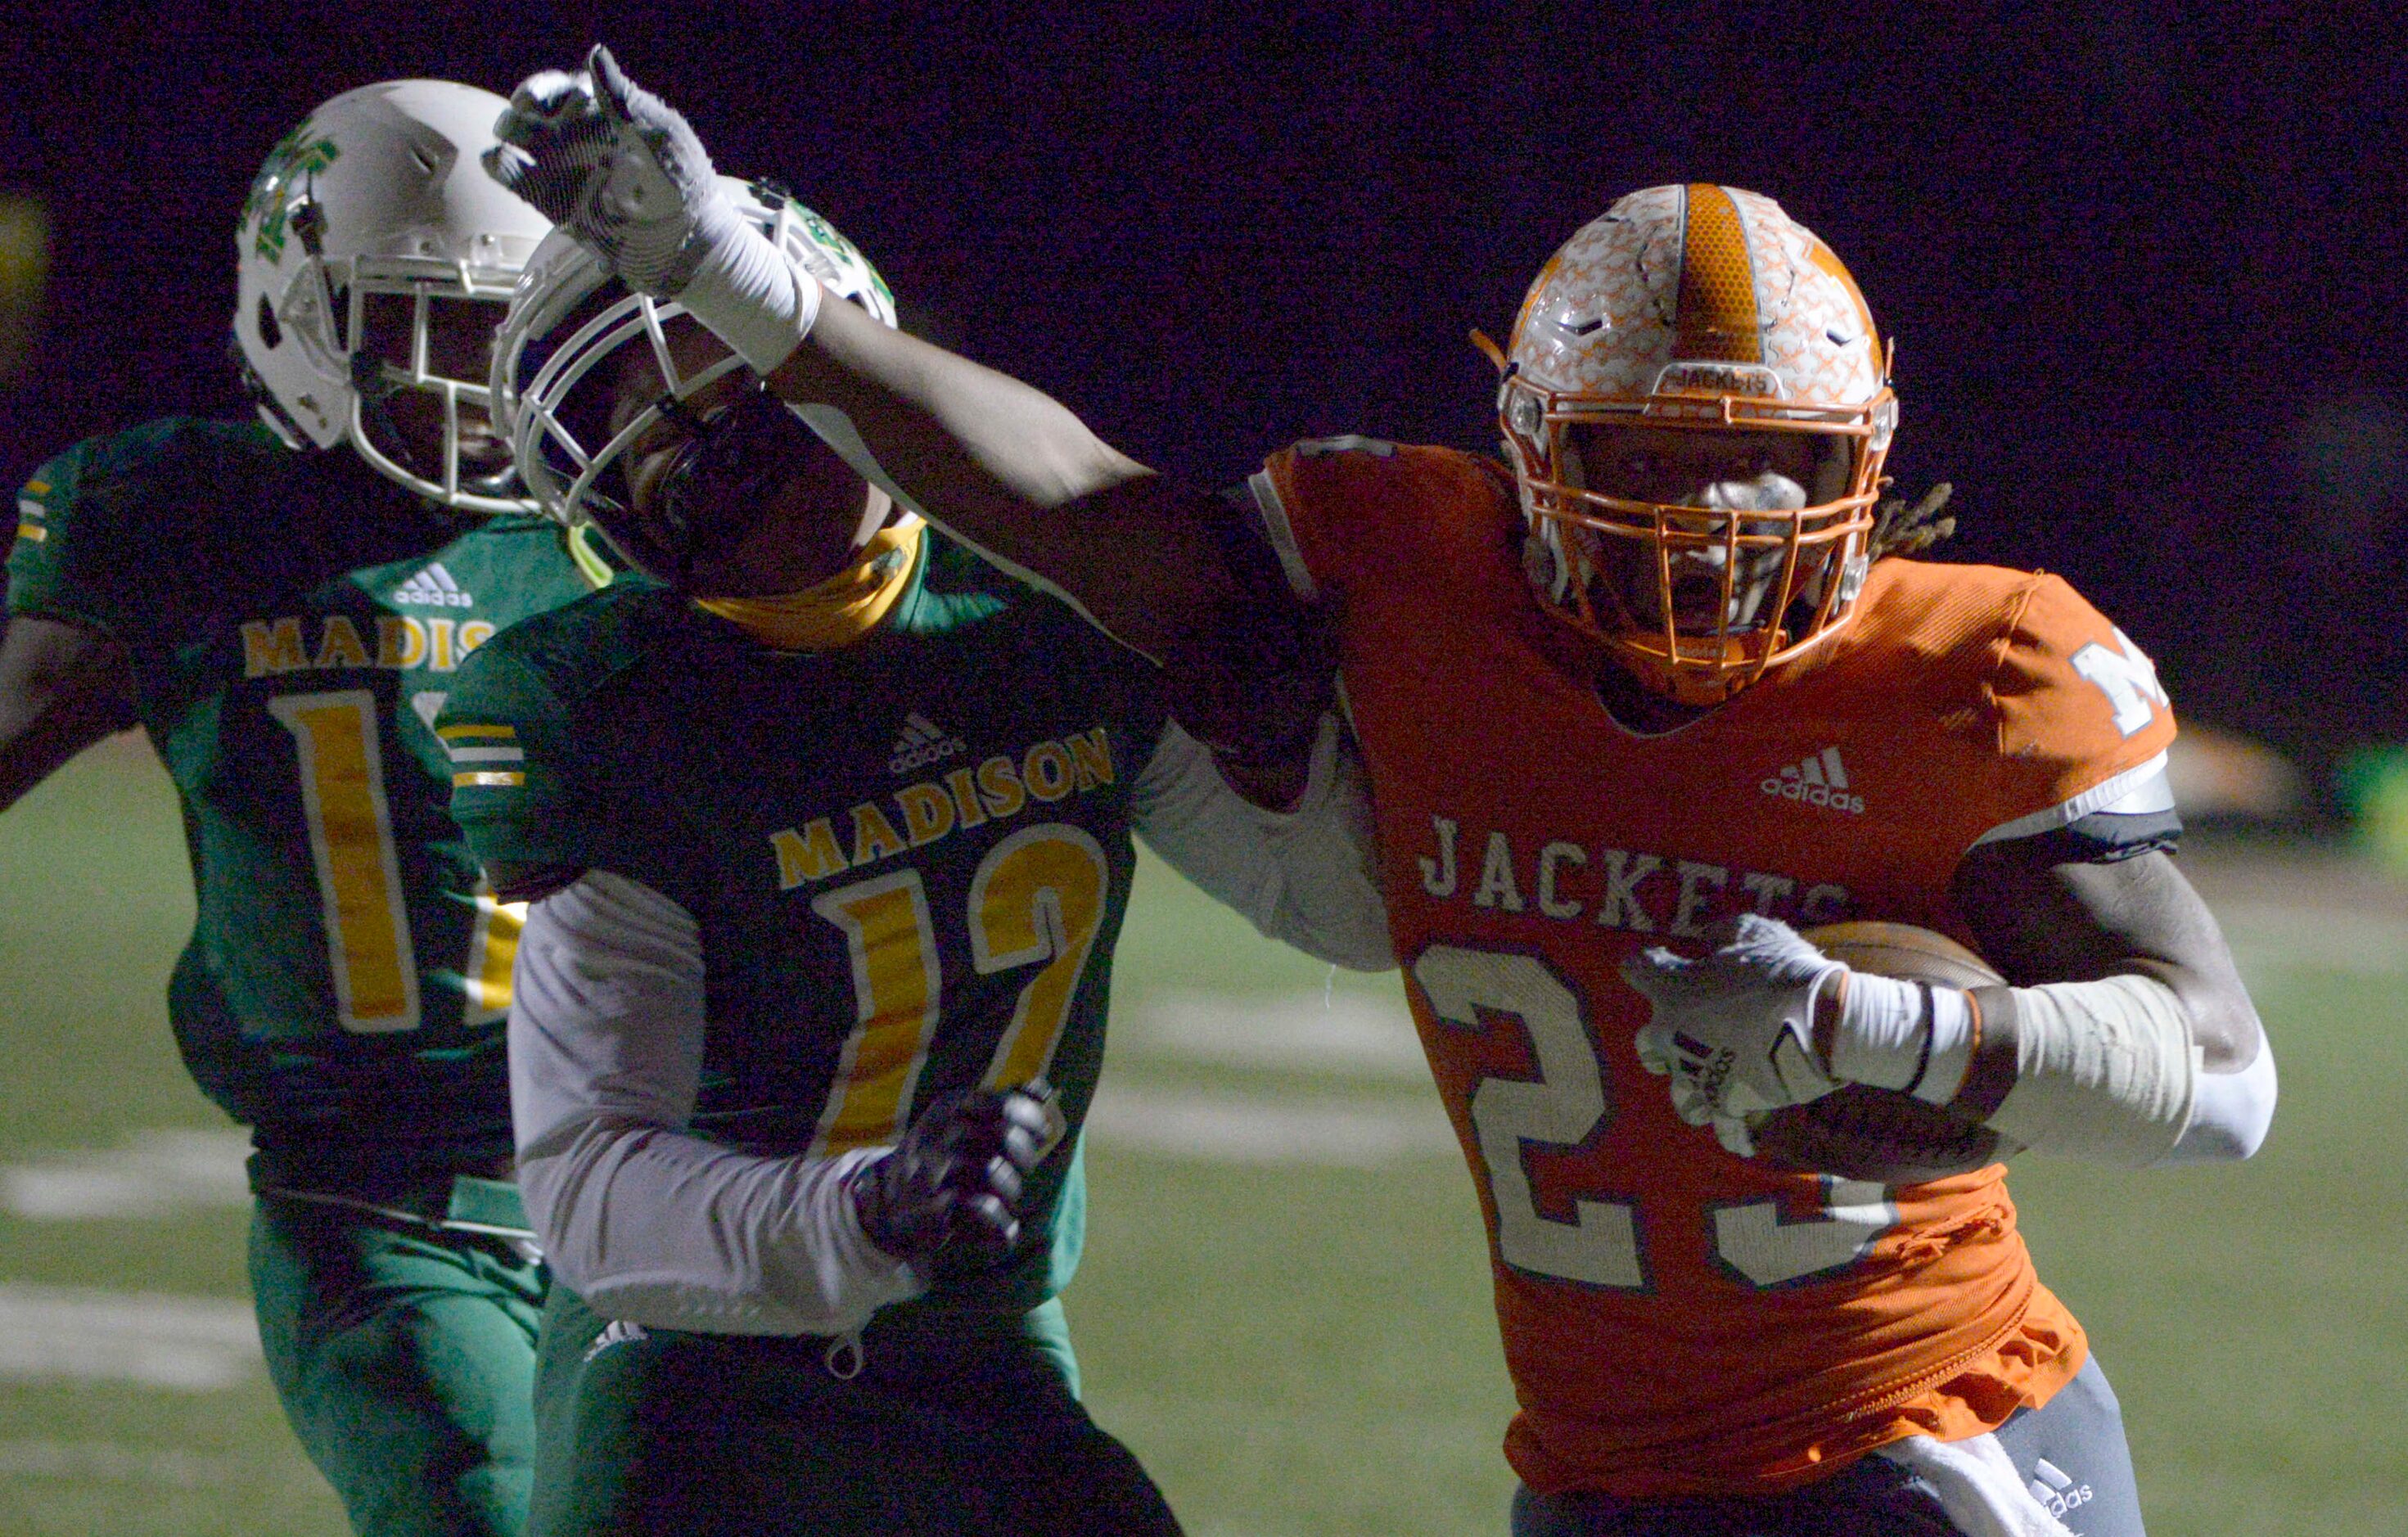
[849,1081,1060,1264]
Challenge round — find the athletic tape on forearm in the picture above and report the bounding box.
[674,214,823,377]
[1985,973,2199,1168]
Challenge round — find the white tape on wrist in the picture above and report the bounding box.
[1828,971,1975,1101]
[1986,973,2198,1167]
[677,217,823,377]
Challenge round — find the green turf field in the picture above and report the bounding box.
[1,739,2401,1535]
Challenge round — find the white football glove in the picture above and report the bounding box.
[486,47,816,373]
[1662,1069,1761,1157]
[486,45,731,295]
[1622,913,1845,1129]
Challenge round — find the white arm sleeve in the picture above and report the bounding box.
[511,869,924,1335]
[1984,974,2196,1168]
[1129,714,1395,972]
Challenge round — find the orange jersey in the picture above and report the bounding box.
[1247,438,2178,1499]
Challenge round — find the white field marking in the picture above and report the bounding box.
[0,1436,233,1488]
[2210,900,2408,979]
[1086,1084,1455,1166]
[1116,989,1428,1080]
[0,1128,251,1219]
[0,1284,260,1391]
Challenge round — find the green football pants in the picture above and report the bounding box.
[531,1287,1183,1536]
[248,1192,545,1536]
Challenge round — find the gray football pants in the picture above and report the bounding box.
[1510,1354,2143,1537]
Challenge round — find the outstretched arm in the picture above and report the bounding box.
[485,49,1329,794]
[761,300,1238,665]
[0,612,138,813]
[485,46,1239,662]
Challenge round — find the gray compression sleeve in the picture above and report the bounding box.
[511,870,923,1334]
[1130,714,1394,972]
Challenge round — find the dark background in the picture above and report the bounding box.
[3,3,2401,804]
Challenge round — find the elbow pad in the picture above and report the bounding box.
[2155,1037,2276,1165]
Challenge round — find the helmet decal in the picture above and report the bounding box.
[243,129,341,262]
[1671,184,1764,366]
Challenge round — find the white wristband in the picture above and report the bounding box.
[1827,971,1976,1102]
[675,214,823,377]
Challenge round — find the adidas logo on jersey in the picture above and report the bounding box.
[1761,746,1865,815]
[889,711,967,774]
[2027,1458,2094,1521]
[392,563,473,608]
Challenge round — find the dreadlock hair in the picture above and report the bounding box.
[1866,481,1956,561]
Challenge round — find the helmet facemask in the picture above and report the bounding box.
[345,281,523,508]
[1505,378,1887,705]
[492,180,900,591]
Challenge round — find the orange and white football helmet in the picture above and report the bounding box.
[1496,184,1898,704]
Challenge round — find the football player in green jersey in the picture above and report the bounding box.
[0,82,598,1537]
[437,172,1389,1535]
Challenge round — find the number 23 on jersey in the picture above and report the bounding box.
[1414,944,1896,1291]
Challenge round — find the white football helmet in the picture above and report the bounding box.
[1498,184,1898,705]
[491,177,896,579]
[233,79,551,512]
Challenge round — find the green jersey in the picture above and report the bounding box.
[8,418,596,1183]
[440,536,1167,1314]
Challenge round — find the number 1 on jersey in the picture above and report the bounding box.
[811,872,944,1153]
[268,690,419,1032]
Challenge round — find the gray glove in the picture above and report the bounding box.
[485,44,737,295]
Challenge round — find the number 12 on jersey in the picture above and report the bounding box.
[808,825,1107,1155]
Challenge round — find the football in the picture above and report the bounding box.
[1745,922,2023,1184]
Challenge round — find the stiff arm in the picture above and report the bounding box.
[761,311,1342,799]
[485,51,1330,791]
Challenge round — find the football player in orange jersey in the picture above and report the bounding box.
[489,52,2278,1537]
